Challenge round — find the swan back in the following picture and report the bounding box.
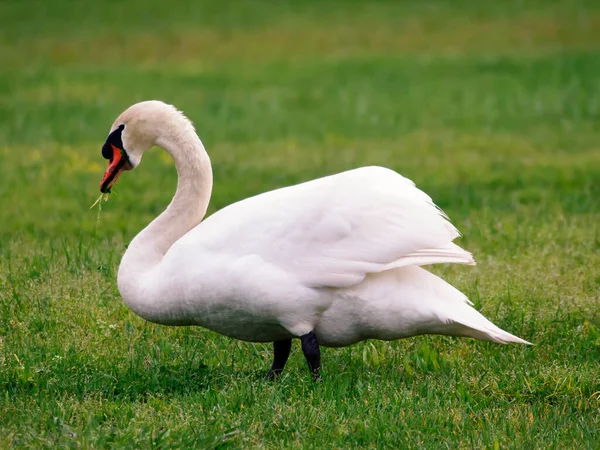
[166,166,471,289]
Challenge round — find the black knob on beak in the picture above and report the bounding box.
[102,124,125,160]
[102,142,113,160]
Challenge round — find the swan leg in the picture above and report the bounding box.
[266,339,293,380]
[300,331,321,380]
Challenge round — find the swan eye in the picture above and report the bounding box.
[102,124,125,160]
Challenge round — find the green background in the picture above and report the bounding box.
[1,0,599,447]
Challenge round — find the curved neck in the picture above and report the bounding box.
[119,126,213,279]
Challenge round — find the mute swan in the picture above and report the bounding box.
[99,101,531,379]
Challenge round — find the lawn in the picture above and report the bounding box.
[1,0,599,447]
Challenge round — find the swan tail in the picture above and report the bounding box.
[318,266,532,347]
[441,301,533,345]
[383,242,476,270]
[380,266,532,345]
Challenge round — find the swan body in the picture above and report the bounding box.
[99,101,530,377]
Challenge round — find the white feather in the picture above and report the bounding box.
[184,166,467,288]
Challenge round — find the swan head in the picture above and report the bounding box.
[100,100,194,193]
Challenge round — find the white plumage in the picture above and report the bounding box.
[99,101,530,377]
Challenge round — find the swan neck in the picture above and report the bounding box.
[121,126,212,275]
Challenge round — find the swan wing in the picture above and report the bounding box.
[181,166,474,288]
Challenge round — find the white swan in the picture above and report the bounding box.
[99,100,531,379]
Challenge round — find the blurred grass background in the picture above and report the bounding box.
[1,0,599,448]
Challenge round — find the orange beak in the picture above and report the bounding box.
[100,145,132,193]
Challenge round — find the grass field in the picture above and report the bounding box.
[1,0,600,447]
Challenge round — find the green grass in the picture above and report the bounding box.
[1,0,600,447]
